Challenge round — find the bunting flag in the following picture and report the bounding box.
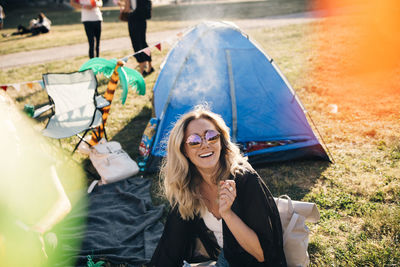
[165,37,175,46]
[13,84,21,92]
[2,30,182,94]
[117,30,190,63]
[115,29,192,65]
[121,56,130,63]
[143,47,151,56]
[0,80,43,92]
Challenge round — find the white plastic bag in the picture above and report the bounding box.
[274,195,320,267]
[89,141,139,186]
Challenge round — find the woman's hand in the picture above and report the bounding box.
[218,179,265,262]
[218,180,236,218]
[96,0,103,7]
[122,0,131,12]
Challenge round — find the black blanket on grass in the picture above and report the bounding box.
[52,177,164,267]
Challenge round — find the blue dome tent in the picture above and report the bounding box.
[143,21,329,172]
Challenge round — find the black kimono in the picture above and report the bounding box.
[149,170,287,267]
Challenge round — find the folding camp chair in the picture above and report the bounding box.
[42,69,109,153]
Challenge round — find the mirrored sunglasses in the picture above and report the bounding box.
[185,129,220,148]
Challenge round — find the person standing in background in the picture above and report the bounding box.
[70,0,103,58]
[122,0,153,77]
[0,5,5,30]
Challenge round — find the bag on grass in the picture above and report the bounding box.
[274,195,320,267]
[89,141,139,186]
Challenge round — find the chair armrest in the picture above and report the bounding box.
[33,104,54,118]
[95,95,110,109]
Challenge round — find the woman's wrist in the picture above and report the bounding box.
[221,209,235,221]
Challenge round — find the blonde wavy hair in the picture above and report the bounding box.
[160,105,253,220]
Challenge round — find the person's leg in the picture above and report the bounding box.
[12,25,31,35]
[93,21,101,58]
[128,16,146,74]
[32,26,48,36]
[83,21,95,58]
[31,27,40,36]
[40,26,49,34]
[137,19,153,74]
[141,19,153,73]
[129,17,152,75]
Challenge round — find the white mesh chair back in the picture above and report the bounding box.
[42,70,103,139]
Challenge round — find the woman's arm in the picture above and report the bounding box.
[70,0,99,9]
[70,0,81,9]
[219,180,264,262]
[123,0,131,12]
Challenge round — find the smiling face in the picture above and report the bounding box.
[183,118,222,175]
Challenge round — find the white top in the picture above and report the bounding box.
[31,17,51,30]
[203,210,223,248]
[81,6,103,22]
[130,0,136,11]
[0,5,4,19]
[40,17,52,30]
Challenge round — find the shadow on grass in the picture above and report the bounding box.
[111,105,153,158]
[256,159,331,200]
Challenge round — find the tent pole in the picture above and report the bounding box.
[306,112,335,163]
[225,50,238,142]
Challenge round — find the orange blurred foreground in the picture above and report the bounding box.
[307,0,400,121]
[311,0,400,96]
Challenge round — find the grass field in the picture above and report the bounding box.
[1,0,399,266]
[0,0,310,55]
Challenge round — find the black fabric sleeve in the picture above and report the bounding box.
[148,207,196,267]
[238,172,287,266]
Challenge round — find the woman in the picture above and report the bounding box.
[149,106,287,267]
[0,5,5,30]
[122,0,153,77]
[30,13,51,36]
[6,13,51,37]
[70,0,103,58]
